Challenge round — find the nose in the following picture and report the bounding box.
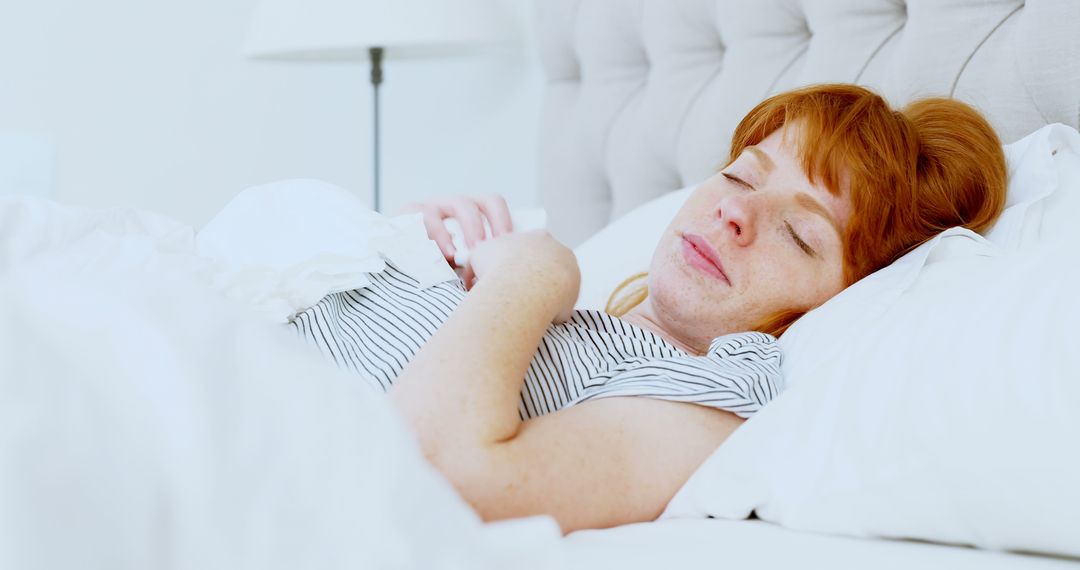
[716,193,758,246]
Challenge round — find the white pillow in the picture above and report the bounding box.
[662,123,1080,558]
[573,186,694,309]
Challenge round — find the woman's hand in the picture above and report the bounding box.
[398,194,513,268]
[468,230,580,324]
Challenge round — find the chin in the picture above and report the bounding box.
[648,263,700,319]
[649,240,731,323]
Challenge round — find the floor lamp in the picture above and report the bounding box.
[244,0,509,212]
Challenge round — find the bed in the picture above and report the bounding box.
[1,1,1079,569]
[563,519,1078,570]
[543,0,1080,568]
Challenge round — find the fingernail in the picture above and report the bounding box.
[454,250,471,267]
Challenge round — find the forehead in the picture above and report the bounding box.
[744,126,852,230]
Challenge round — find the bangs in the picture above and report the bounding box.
[727,84,923,286]
[727,85,918,202]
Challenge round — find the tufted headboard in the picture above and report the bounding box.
[534,0,1080,246]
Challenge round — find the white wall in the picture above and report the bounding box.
[0,0,543,227]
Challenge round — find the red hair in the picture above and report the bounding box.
[607,84,1008,338]
[732,84,1007,335]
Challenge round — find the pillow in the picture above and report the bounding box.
[662,123,1080,559]
[573,186,695,309]
[984,124,1080,249]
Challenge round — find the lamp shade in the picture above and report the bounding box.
[245,0,513,61]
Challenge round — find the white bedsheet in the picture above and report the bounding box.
[566,519,1078,570]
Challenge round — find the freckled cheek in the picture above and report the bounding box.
[650,236,682,276]
[809,279,845,307]
[777,269,842,309]
[745,263,808,304]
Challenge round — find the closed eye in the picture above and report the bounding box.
[785,222,816,257]
[722,172,753,190]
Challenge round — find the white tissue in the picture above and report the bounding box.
[369,212,460,289]
[197,180,459,323]
[445,207,548,267]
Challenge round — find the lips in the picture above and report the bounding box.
[681,233,731,285]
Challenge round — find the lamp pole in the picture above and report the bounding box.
[369,46,384,212]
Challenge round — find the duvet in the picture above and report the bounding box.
[0,191,561,569]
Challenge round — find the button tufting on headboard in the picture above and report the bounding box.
[536,0,1080,245]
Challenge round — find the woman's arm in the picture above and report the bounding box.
[389,231,742,532]
[388,231,578,463]
[469,397,741,531]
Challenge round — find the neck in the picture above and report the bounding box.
[620,300,708,355]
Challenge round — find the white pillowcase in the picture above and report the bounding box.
[661,123,1080,558]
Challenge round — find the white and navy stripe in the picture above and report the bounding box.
[290,262,782,419]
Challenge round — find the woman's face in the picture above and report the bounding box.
[645,125,852,346]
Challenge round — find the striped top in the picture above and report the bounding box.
[290,262,783,420]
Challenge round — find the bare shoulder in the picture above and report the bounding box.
[463,397,743,533]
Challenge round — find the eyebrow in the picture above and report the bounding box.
[745,146,775,173]
[795,192,843,237]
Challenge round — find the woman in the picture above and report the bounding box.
[292,84,1006,532]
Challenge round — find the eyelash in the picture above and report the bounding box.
[723,172,815,257]
[785,222,814,256]
[722,172,752,191]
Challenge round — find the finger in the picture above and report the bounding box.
[418,205,457,263]
[460,264,476,291]
[477,194,513,237]
[448,197,487,248]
